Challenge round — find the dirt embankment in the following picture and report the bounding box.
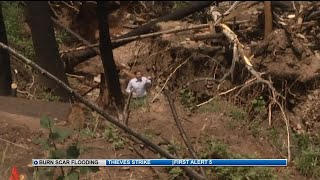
[130,16,320,134]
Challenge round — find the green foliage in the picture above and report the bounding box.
[169,167,184,180]
[228,106,246,121]
[129,97,147,110]
[200,139,230,159]
[171,1,189,10]
[211,166,276,180]
[268,127,280,141]
[103,125,125,150]
[34,138,52,150]
[79,128,94,138]
[266,127,282,148]
[162,139,185,179]
[56,29,68,45]
[64,171,80,180]
[66,145,80,159]
[294,148,320,178]
[247,118,263,138]
[37,90,61,102]
[197,99,247,121]
[293,133,320,178]
[50,149,66,159]
[2,1,35,59]
[163,139,181,156]
[179,89,196,111]
[144,129,155,140]
[36,116,99,178]
[251,96,266,112]
[78,113,100,139]
[200,137,276,180]
[36,167,55,179]
[52,127,73,142]
[79,167,99,175]
[293,133,311,152]
[40,116,54,129]
[197,98,222,113]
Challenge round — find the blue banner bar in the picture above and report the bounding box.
[105,159,287,166]
[32,159,287,167]
[105,159,172,166]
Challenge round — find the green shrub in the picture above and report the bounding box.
[34,116,99,179]
[201,137,277,180]
[2,2,35,59]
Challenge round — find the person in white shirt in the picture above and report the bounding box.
[126,70,151,111]
[126,70,151,98]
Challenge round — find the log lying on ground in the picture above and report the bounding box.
[0,42,206,180]
[111,1,215,48]
[60,24,211,54]
[62,1,215,69]
[190,33,224,41]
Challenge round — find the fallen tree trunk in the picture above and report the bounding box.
[64,1,215,69]
[0,42,206,180]
[60,24,211,54]
[112,1,215,48]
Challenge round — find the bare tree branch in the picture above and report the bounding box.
[151,57,191,103]
[164,90,207,178]
[124,91,133,126]
[60,24,211,54]
[216,23,291,162]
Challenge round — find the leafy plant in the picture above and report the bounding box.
[37,90,61,102]
[80,127,95,138]
[162,139,185,179]
[293,133,311,152]
[129,97,147,110]
[251,96,266,112]
[199,137,277,179]
[294,148,320,178]
[197,98,222,113]
[56,29,68,45]
[169,167,184,180]
[172,1,189,10]
[34,116,99,179]
[179,89,196,111]
[228,106,246,121]
[103,125,125,150]
[144,129,155,141]
[293,133,320,178]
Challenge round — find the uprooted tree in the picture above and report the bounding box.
[61,1,215,71]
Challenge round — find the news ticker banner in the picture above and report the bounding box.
[32,159,287,167]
